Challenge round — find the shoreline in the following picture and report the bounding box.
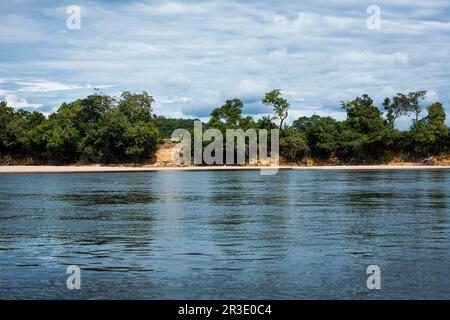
[1,164,450,173]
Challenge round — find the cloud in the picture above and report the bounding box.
[15,80,84,93]
[234,79,268,99]
[135,2,209,15]
[1,0,450,127]
[3,93,42,110]
[0,78,113,114]
[267,47,289,60]
[338,51,409,67]
[161,73,191,87]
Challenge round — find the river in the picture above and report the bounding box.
[0,170,449,299]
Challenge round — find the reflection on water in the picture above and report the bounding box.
[0,170,449,299]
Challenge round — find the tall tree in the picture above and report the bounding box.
[341,94,386,134]
[209,98,244,129]
[340,94,389,161]
[279,127,309,163]
[118,91,154,122]
[0,102,15,154]
[293,115,340,157]
[257,115,277,130]
[383,93,409,127]
[407,91,427,126]
[262,89,289,133]
[409,102,448,156]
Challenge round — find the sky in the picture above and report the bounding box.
[1,0,450,128]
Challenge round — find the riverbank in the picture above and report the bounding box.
[1,164,450,173]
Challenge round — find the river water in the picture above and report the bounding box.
[0,169,449,299]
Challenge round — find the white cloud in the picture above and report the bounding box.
[152,2,208,15]
[267,47,288,60]
[161,73,191,87]
[4,94,42,110]
[126,2,209,16]
[425,90,439,102]
[235,79,268,97]
[1,0,449,128]
[16,80,84,93]
[339,51,409,67]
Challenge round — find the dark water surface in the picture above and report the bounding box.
[0,169,449,299]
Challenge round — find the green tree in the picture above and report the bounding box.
[118,91,154,122]
[262,89,289,132]
[208,98,244,130]
[40,91,159,164]
[340,94,390,161]
[0,102,15,155]
[409,102,448,156]
[279,128,309,163]
[1,88,448,166]
[154,116,200,139]
[383,94,409,127]
[44,107,81,163]
[382,91,426,128]
[407,91,427,126]
[257,116,277,130]
[293,115,340,157]
[94,92,159,163]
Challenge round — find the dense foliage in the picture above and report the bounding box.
[203,89,450,164]
[154,116,200,139]
[1,89,449,165]
[1,92,159,164]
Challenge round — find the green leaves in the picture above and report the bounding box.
[408,102,448,156]
[262,89,289,131]
[0,92,159,164]
[383,91,427,128]
[293,115,340,158]
[209,98,245,130]
[0,89,448,165]
[280,128,309,163]
[338,94,391,161]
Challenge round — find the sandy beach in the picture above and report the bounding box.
[1,164,450,173]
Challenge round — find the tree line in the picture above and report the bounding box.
[0,89,448,165]
[0,92,159,164]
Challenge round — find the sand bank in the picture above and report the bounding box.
[0,164,449,173]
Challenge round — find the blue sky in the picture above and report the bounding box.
[1,0,450,128]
